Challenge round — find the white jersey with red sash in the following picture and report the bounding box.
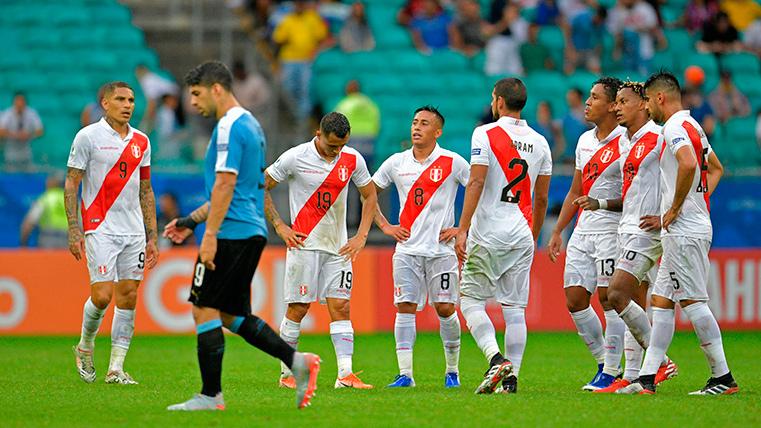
[373,144,469,257]
[574,126,625,234]
[660,110,712,240]
[619,120,663,236]
[67,118,151,236]
[469,116,553,249]
[266,139,372,255]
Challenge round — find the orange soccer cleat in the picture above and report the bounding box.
[334,372,374,389]
[655,358,678,385]
[279,375,296,389]
[594,378,631,394]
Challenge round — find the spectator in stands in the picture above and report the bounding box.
[157,192,193,249]
[19,174,67,248]
[449,0,488,56]
[135,64,179,133]
[398,0,442,27]
[272,0,329,119]
[684,0,720,34]
[408,0,453,54]
[534,0,562,26]
[318,0,351,35]
[339,1,375,53]
[484,1,528,75]
[80,86,105,127]
[607,0,661,74]
[521,22,555,73]
[0,92,43,172]
[231,60,272,116]
[529,101,565,159]
[561,87,591,162]
[334,80,380,168]
[709,69,751,123]
[697,11,742,54]
[565,5,605,74]
[743,18,761,56]
[683,86,717,137]
[156,93,189,160]
[721,0,761,32]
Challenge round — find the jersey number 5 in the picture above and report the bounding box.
[501,158,528,203]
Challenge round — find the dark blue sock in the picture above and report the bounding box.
[197,319,224,396]
[230,315,295,368]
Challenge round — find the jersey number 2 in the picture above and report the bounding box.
[501,158,528,203]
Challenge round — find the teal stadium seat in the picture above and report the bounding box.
[719,52,761,76]
[679,53,719,77]
[537,26,565,71]
[664,29,693,55]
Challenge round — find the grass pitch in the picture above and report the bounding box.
[1,332,759,427]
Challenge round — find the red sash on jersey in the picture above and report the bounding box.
[486,126,533,227]
[622,132,658,200]
[291,151,357,237]
[682,121,710,211]
[398,155,453,230]
[581,135,621,196]
[82,133,148,232]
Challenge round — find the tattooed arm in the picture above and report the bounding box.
[162,202,209,244]
[64,167,86,260]
[139,178,159,269]
[264,172,305,248]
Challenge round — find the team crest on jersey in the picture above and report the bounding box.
[394,286,402,297]
[337,165,350,182]
[600,148,614,164]
[299,284,308,296]
[429,166,443,182]
[635,142,646,159]
[131,143,141,158]
[98,265,107,275]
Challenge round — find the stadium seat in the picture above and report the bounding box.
[719,53,761,76]
[428,49,470,72]
[91,3,133,25]
[360,73,404,95]
[679,53,719,76]
[374,28,413,50]
[566,71,598,92]
[313,49,347,74]
[537,26,565,71]
[347,51,390,73]
[664,29,693,54]
[385,51,430,73]
[650,50,675,73]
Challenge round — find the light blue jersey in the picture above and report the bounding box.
[204,106,268,239]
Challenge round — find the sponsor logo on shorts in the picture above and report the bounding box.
[299,284,308,296]
[98,265,107,275]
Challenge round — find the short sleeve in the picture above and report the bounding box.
[29,109,43,131]
[539,139,553,176]
[372,155,394,189]
[351,152,373,187]
[67,130,91,170]
[470,128,490,166]
[215,121,244,174]
[664,123,692,156]
[141,137,152,167]
[454,154,470,186]
[574,138,583,171]
[0,111,10,129]
[266,148,294,183]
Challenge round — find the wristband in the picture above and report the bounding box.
[598,199,608,210]
[175,216,198,230]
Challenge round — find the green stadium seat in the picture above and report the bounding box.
[719,52,760,76]
[385,51,430,73]
[444,72,484,95]
[19,31,62,49]
[566,71,598,92]
[664,29,693,54]
[374,28,413,50]
[651,50,676,73]
[347,51,390,73]
[661,6,682,26]
[33,51,80,71]
[4,72,50,92]
[0,52,35,72]
[51,7,91,27]
[91,3,132,25]
[537,26,565,70]
[313,74,350,105]
[524,71,567,99]
[428,49,469,72]
[360,73,404,95]
[314,49,348,73]
[679,53,719,76]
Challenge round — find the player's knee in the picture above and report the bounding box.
[91,289,112,309]
[434,303,456,318]
[606,287,628,312]
[330,300,351,319]
[286,303,309,322]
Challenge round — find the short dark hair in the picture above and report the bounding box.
[320,112,351,138]
[413,105,445,127]
[101,81,133,99]
[493,77,527,112]
[593,76,623,102]
[620,80,646,100]
[184,61,233,91]
[644,70,681,94]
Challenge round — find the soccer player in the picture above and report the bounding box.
[372,106,469,388]
[547,78,628,391]
[455,78,552,394]
[66,82,159,385]
[263,112,377,390]
[165,61,320,411]
[620,71,737,395]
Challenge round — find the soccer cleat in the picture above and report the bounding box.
[444,372,460,388]
[581,363,602,391]
[105,370,138,385]
[655,358,678,385]
[495,375,518,394]
[594,378,631,394]
[475,360,512,394]
[387,374,415,388]
[617,377,655,395]
[279,376,296,389]
[583,372,616,391]
[688,375,739,396]
[167,393,225,411]
[73,346,96,383]
[335,372,373,389]
[292,352,321,409]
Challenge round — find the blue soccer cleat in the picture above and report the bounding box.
[583,364,616,391]
[582,363,603,391]
[444,372,460,388]
[387,374,415,388]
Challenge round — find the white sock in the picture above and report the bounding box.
[330,320,354,378]
[641,307,675,376]
[502,306,526,377]
[682,302,730,378]
[438,313,460,374]
[619,300,652,349]
[395,313,416,377]
[461,296,500,362]
[109,307,135,372]
[623,328,643,381]
[78,298,106,351]
[603,309,626,376]
[570,306,605,364]
[279,318,300,377]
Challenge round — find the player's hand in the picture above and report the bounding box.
[573,196,599,211]
[381,223,410,242]
[199,233,217,271]
[454,229,468,264]
[145,240,159,269]
[548,231,563,263]
[639,215,661,232]
[661,207,681,233]
[163,218,193,244]
[68,226,85,261]
[439,227,459,243]
[339,234,367,262]
[275,223,307,249]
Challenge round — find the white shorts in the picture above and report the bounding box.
[563,232,619,293]
[460,242,534,307]
[392,253,459,309]
[85,233,146,284]
[652,235,711,302]
[617,233,663,285]
[283,248,352,304]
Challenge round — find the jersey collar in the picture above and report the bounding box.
[629,120,657,144]
[497,116,527,127]
[309,137,342,165]
[593,125,625,146]
[98,117,134,141]
[408,143,442,165]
